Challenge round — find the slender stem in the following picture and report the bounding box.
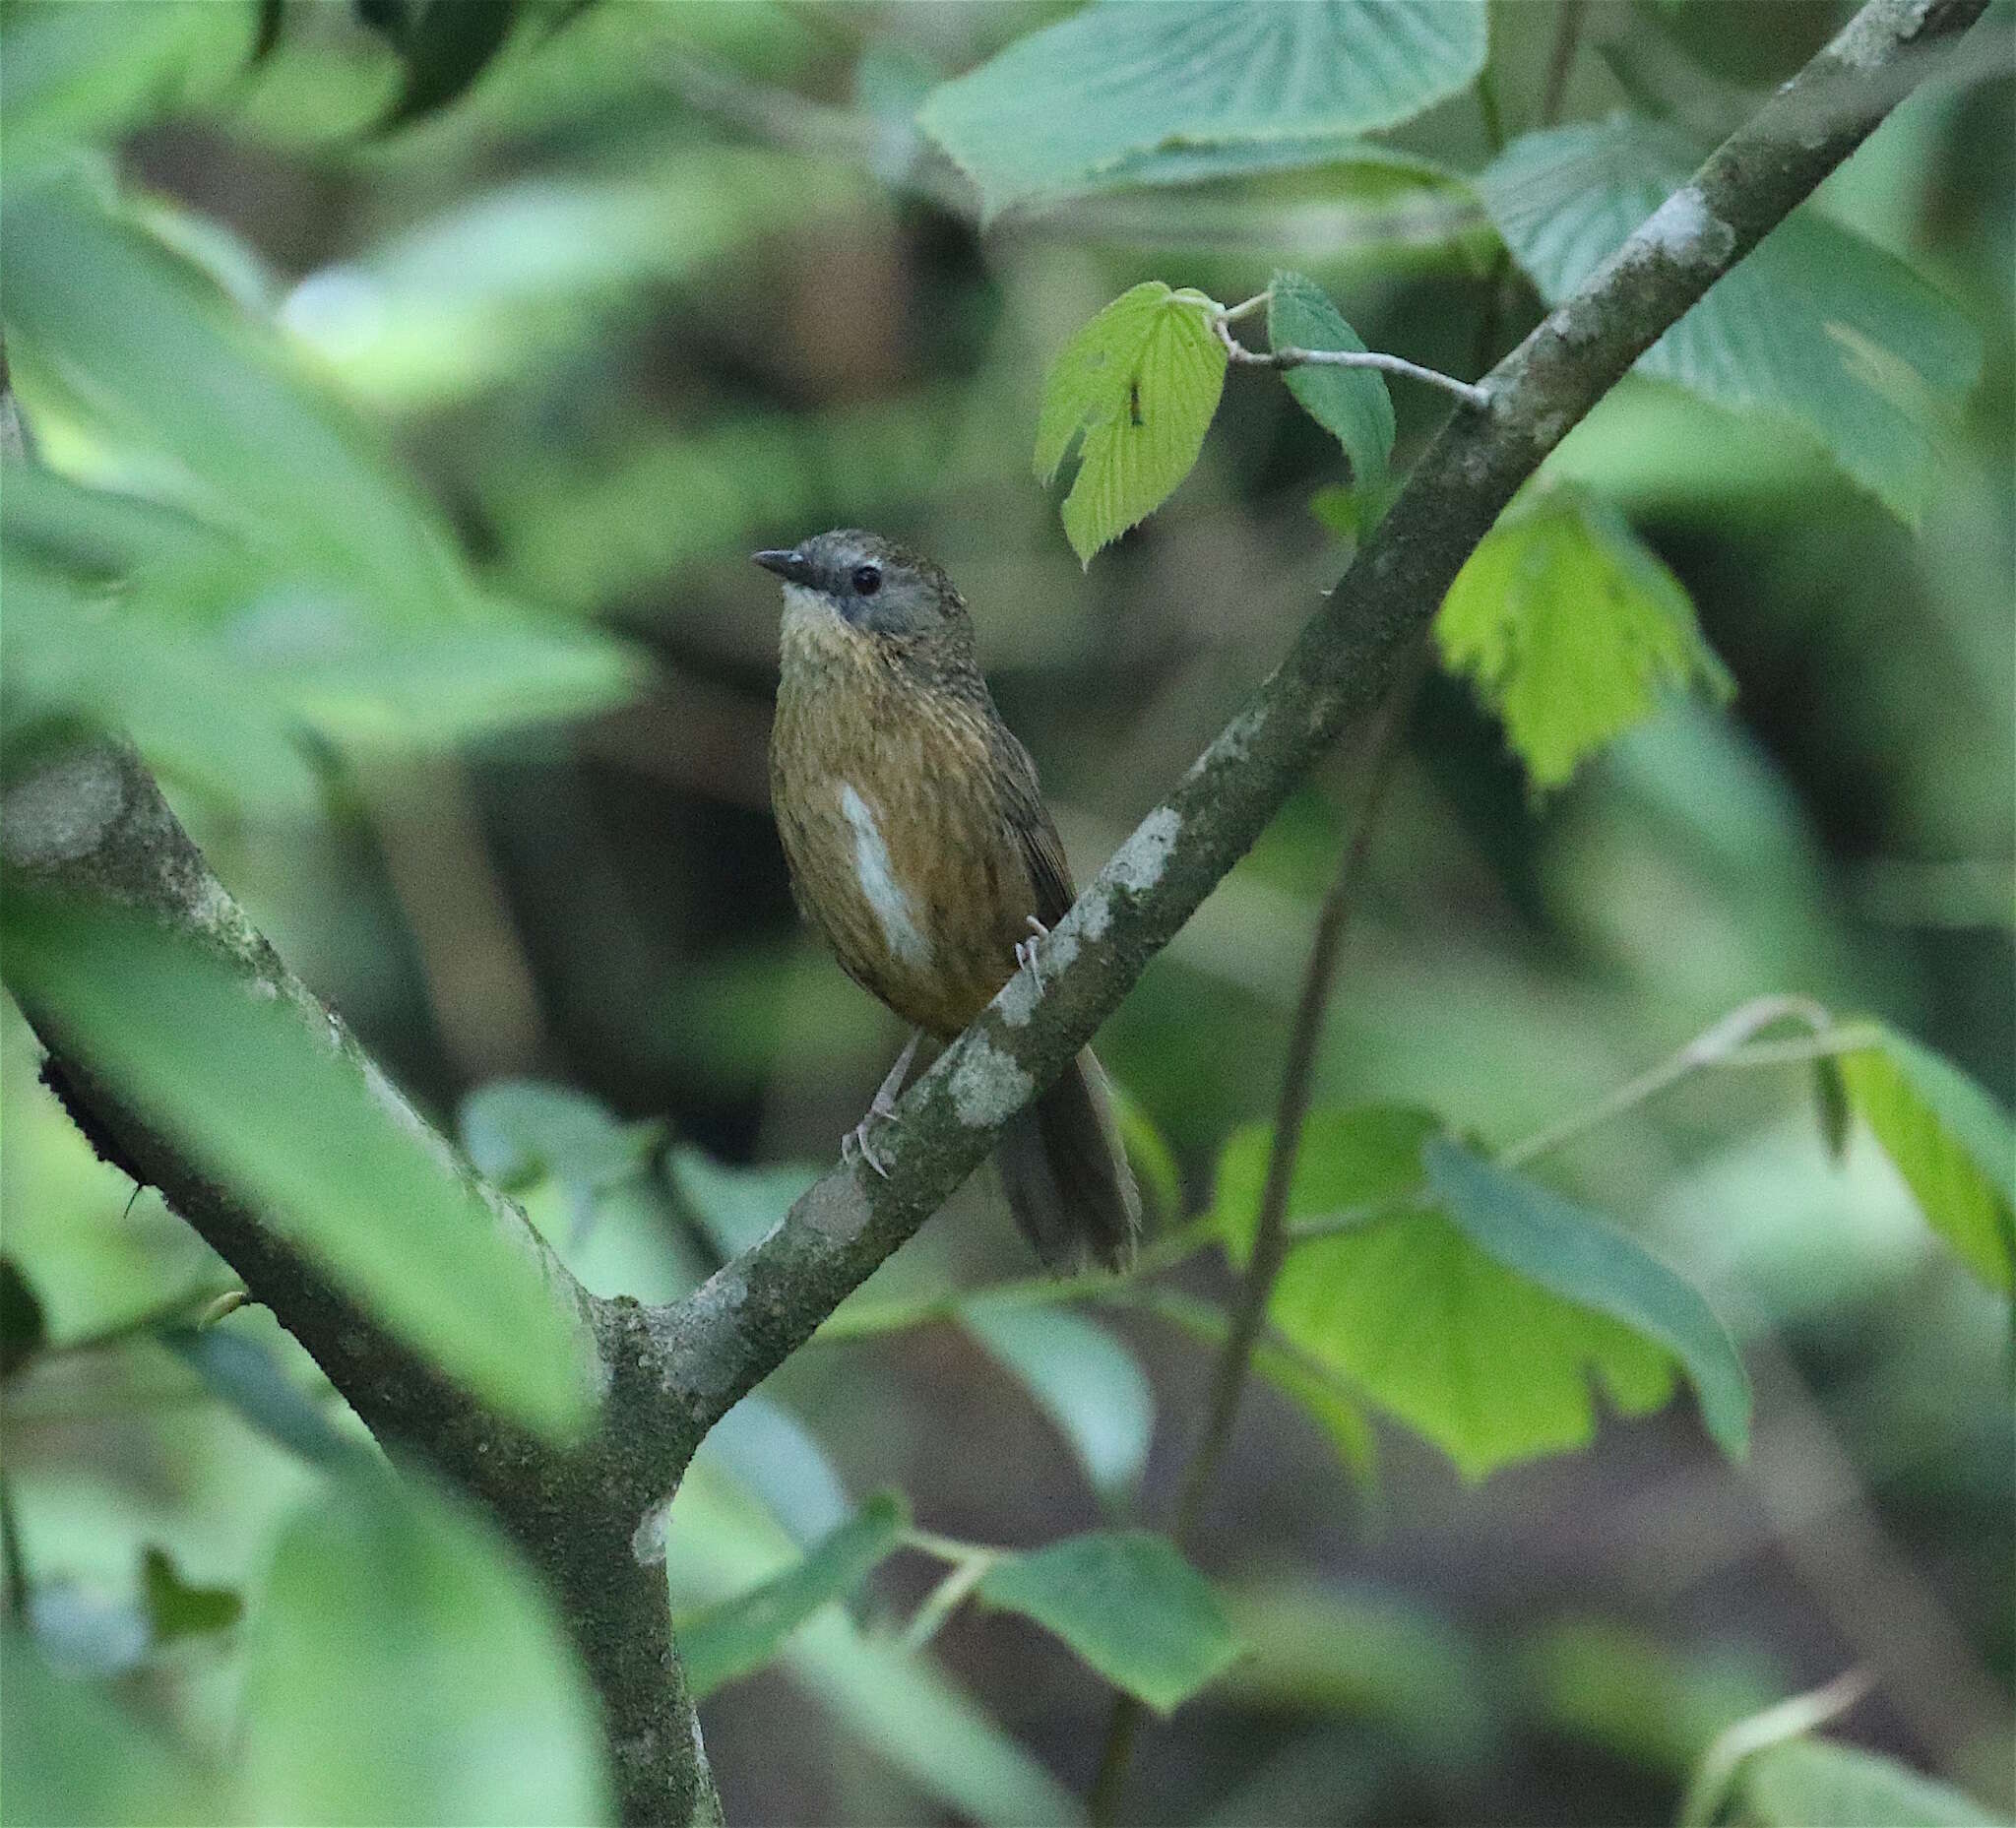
[1170,649,1427,1547]
[35,1282,235,1360]
[1718,1027,1883,1068]
[1498,994,1833,1169]
[1472,54,1514,375]
[818,1006,1879,1338]
[1215,316,1492,408]
[1676,1666,1872,1828]
[1478,63,1507,156]
[903,1525,1015,1561]
[1089,645,1430,1826]
[0,1466,28,1622]
[1540,0,1591,130]
[1288,1000,1865,1242]
[900,1551,997,1653]
[1219,290,1272,324]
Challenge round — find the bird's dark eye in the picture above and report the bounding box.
[851,564,882,597]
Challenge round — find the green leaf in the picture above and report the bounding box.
[0,462,222,582]
[963,1301,1154,1499]
[459,1079,659,1194]
[139,1545,243,1644]
[1266,271,1394,493]
[283,149,845,410]
[381,0,522,129]
[669,1462,1078,1825]
[0,1634,210,1825]
[1108,1080,1182,1221]
[0,536,637,807]
[1280,1224,1674,1479]
[1,555,321,809]
[1424,1139,1751,1463]
[1074,133,1464,202]
[1214,1103,1438,1270]
[699,1393,854,1552]
[1034,282,1228,566]
[1480,119,1982,525]
[2,169,464,623]
[1736,1738,2004,1827]
[0,175,639,802]
[1056,139,1492,281]
[239,1474,610,1826]
[679,1491,910,1700]
[1308,483,1362,543]
[1435,485,1731,792]
[162,1326,366,1470]
[1836,1028,2016,1293]
[917,1,1487,221]
[976,1531,1241,1714]
[1,893,598,1440]
[1,1256,49,1380]
[0,0,251,178]
[1218,1107,1748,1477]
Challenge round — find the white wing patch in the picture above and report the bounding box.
[839,783,931,969]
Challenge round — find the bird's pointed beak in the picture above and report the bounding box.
[752,548,815,586]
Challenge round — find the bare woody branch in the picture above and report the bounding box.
[0,741,724,1828]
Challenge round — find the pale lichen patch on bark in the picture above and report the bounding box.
[950,1036,1035,1128]
[1107,806,1182,896]
[1,746,127,867]
[1634,186,1737,269]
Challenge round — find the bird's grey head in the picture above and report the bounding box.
[753,530,967,642]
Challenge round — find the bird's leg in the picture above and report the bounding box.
[842,1028,923,1178]
[1013,914,1049,990]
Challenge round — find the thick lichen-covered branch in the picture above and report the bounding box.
[1,613,718,1827]
[650,0,1990,1434]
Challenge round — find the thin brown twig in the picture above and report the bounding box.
[1214,313,1492,408]
[1088,640,1432,1824]
[1541,0,1592,130]
[0,1467,29,1623]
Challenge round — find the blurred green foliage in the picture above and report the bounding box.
[2,0,2010,1823]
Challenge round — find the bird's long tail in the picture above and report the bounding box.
[997,1047,1140,1272]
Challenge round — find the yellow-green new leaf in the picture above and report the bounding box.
[1436,486,1731,793]
[1034,282,1227,565]
[1214,1108,1749,1479]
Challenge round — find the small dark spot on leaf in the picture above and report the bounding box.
[1128,381,1144,427]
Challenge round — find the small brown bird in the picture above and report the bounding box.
[758,530,1140,1271]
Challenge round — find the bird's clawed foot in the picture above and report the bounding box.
[842,1115,892,1178]
[842,1028,923,1180]
[1014,915,1050,989]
